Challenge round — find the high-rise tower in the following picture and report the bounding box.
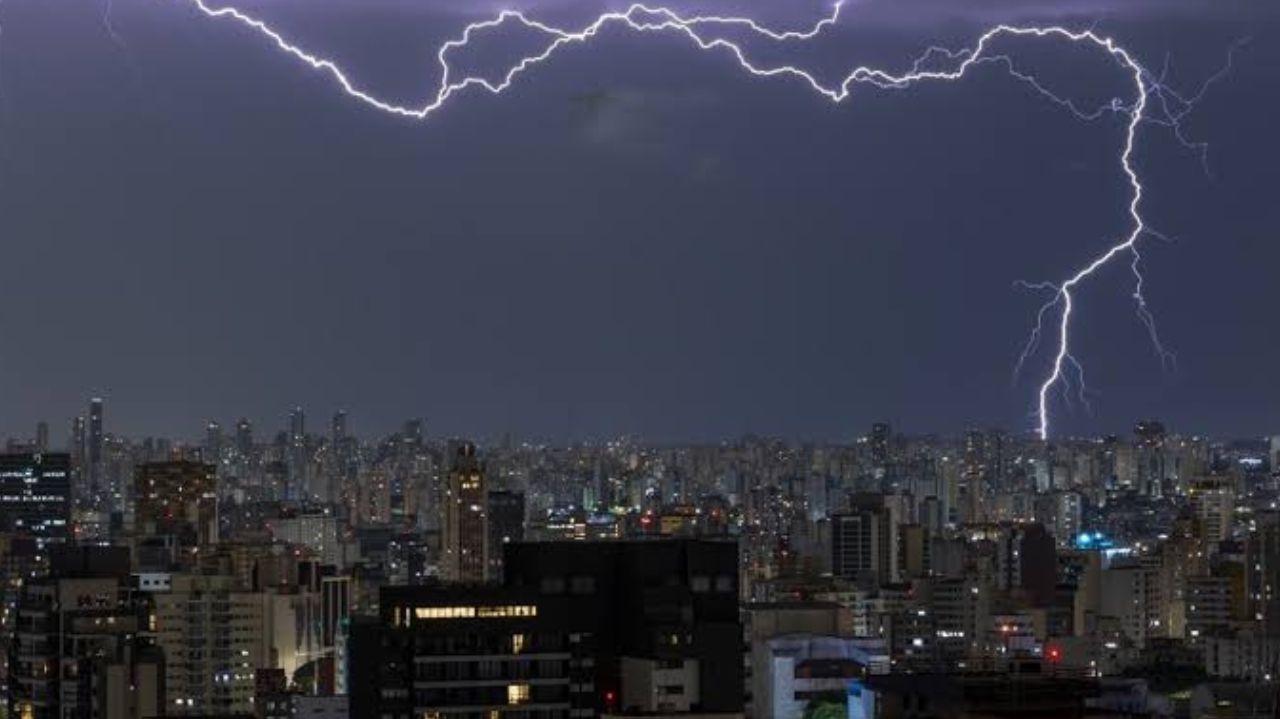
[88,397,104,493]
[441,442,487,583]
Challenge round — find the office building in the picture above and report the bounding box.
[204,421,222,463]
[487,489,525,581]
[1190,476,1235,545]
[441,442,487,583]
[133,460,217,543]
[88,398,104,494]
[0,452,71,544]
[7,546,162,719]
[351,539,743,718]
[831,503,891,586]
[273,506,341,566]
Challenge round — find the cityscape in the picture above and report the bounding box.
[1,0,1276,715]
[0,401,1277,717]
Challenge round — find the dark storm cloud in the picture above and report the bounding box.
[575,88,715,155]
[839,0,1269,23]
[238,0,1266,23]
[0,0,1273,441]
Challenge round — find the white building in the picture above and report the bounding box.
[272,508,341,566]
[752,634,889,719]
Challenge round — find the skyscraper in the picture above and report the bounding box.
[441,442,487,583]
[289,407,305,441]
[134,460,218,544]
[88,397,104,493]
[1134,420,1168,498]
[353,540,742,718]
[34,422,48,453]
[8,546,163,719]
[331,410,347,445]
[831,500,892,585]
[1191,475,1235,546]
[326,411,350,506]
[1271,435,1280,477]
[69,416,85,462]
[205,420,223,463]
[869,422,891,466]
[486,490,525,581]
[288,407,307,496]
[69,416,87,509]
[403,418,425,448]
[0,453,72,545]
[235,417,254,456]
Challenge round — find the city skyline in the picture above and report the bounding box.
[0,0,1277,715]
[3,395,1278,450]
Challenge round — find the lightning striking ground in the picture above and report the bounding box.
[178,0,1223,440]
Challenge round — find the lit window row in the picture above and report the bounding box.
[411,605,538,620]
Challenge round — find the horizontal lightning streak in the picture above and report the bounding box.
[179,0,1200,440]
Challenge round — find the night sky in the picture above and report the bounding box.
[0,0,1275,442]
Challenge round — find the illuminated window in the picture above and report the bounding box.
[507,684,531,705]
[413,605,537,620]
[476,605,538,618]
[512,634,527,655]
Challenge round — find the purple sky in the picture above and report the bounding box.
[0,0,1274,442]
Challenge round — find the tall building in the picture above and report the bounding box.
[1134,420,1168,498]
[205,420,223,463]
[331,411,347,443]
[1101,557,1163,648]
[7,546,163,719]
[134,460,217,543]
[831,500,891,585]
[1249,511,1280,635]
[289,407,305,442]
[273,506,342,565]
[326,411,353,507]
[996,523,1057,606]
[34,422,48,453]
[235,418,253,456]
[0,453,71,545]
[486,490,525,581]
[441,442,487,583]
[288,407,307,496]
[869,423,891,470]
[1191,475,1235,546]
[68,416,87,510]
[403,419,425,448]
[352,540,742,718]
[960,429,1002,520]
[88,398,104,495]
[354,469,392,526]
[152,574,272,715]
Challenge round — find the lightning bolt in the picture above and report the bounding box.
[101,0,126,50]
[97,0,143,78]
[175,0,1229,440]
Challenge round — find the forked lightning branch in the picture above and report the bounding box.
[181,0,1226,439]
